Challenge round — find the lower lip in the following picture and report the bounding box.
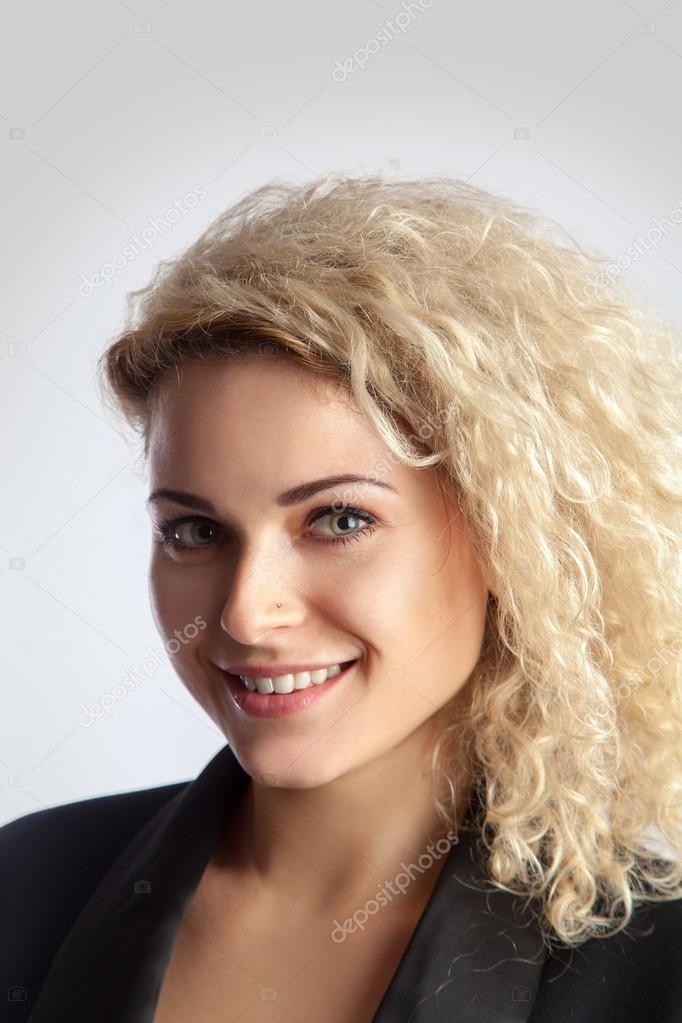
[222,661,358,718]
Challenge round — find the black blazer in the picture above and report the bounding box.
[1,742,681,1022]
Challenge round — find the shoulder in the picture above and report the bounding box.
[0,778,186,852]
[0,778,188,896]
[531,897,682,1023]
[0,779,188,1003]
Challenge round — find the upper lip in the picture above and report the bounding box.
[223,660,356,677]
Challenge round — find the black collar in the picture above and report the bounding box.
[29,744,548,1022]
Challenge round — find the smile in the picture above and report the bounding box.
[237,662,348,693]
[221,660,359,718]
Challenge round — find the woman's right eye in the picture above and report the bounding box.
[155,516,221,556]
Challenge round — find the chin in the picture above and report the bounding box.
[231,741,348,790]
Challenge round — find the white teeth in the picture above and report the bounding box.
[294,671,312,689]
[272,674,294,694]
[240,662,346,693]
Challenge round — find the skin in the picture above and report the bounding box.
[146,352,491,922]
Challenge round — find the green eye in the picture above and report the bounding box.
[155,503,377,557]
[308,505,377,546]
[156,517,220,555]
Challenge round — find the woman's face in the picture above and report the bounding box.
[146,353,490,788]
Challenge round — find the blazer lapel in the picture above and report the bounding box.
[28,743,250,1022]
[371,812,548,1023]
[29,745,547,1023]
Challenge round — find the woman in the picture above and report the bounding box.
[2,172,681,1023]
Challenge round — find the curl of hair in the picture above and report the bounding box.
[97,171,682,949]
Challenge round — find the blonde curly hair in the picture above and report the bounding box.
[97,171,682,949]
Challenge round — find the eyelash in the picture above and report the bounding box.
[154,504,377,557]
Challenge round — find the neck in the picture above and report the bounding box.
[212,715,473,919]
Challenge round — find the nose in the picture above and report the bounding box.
[219,541,303,643]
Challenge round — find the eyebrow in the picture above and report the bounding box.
[147,474,398,513]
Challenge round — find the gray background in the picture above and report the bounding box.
[2,0,681,824]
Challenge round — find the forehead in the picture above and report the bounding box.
[147,356,393,487]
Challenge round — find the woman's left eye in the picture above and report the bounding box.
[154,504,377,557]
[307,504,377,546]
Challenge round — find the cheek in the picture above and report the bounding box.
[329,558,410,656]
[369,535,487,691]
[148,562,210,696]
[148,557,173,636]
[348,542,444,636]
[148,556,204,644]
